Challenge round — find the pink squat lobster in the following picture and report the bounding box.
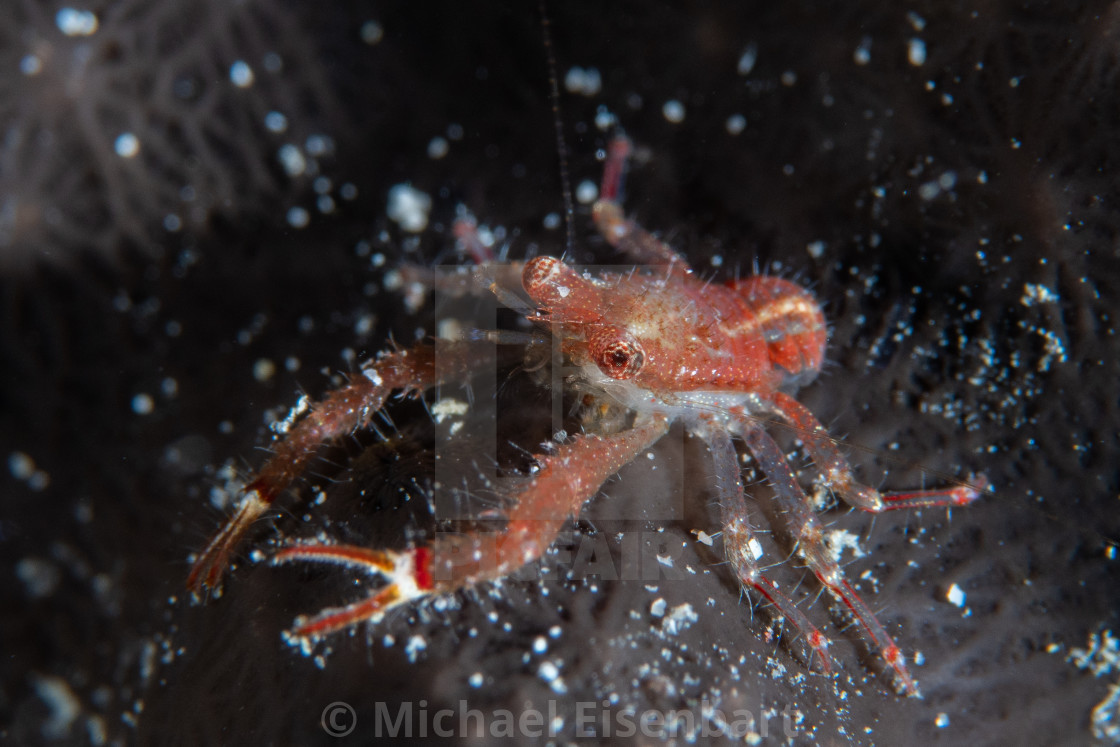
[188,136,985,696]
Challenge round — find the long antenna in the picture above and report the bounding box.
[539,0,576,258]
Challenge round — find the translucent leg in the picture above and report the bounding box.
[702,425,831,673]
[767,391,987,512]
[735,415,921,696]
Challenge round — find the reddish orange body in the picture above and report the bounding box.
[187,133,985,698]
[522,256,825,395]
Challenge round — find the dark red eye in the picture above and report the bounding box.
[589,329,645,380]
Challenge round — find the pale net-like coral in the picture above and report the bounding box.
[0,0,344,268]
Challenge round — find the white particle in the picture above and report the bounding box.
[725,114,747,135]
[748,537,764,561]
[556,285,570,298]
[1021,283,1059,307]
[387,184,432,232]
[854,37,872,65]
[543,212,561,230]
[935,713,950,728]
[695,530,713,546]
[468,672,483,688]
[427,136,449,159]
[114,133,140,158]
[594,106,615,130]
[806,240,826,259]
[919,181,941,200]
[538,661,567,693]
[908,38,927,66]
[563,66,601,96]
[163,214,182,232]
[361,20,384,45]
[650,598,667,618]
[265,111,288,133]
[946,582,966,607]
[405,634,427,662]
[431,398,469,423]
[575,180,598,204]
[56,8,98,36]
[20,54,42,76]
[662,99,686,123]
[9,451,35,480]
[661,603,698,635]
[286,206,310,229]
[737,44,758,75]
[305,134,333,157]
[532,636,548,654]
[17,558,61,598]
[229,60,254,88]
[253,358,276,382]
[33,675,81,739]
[132,393,154,415]
[277,144,306,177]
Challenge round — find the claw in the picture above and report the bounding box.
[273,544,434,639]
[187,490,270,593]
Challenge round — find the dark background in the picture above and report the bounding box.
[2,1,1118,744]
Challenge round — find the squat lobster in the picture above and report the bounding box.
[187,134,986,697]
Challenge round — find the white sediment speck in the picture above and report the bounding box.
[726,114,747,135]
[387,184,432,232]
[661,603,698,635]
[431,398,469,423]
[564,66,601,96]
[662,99,686,123]
[908,38,927,66]
[427,136,449,159]
[56,8,98,36]
[737,44,758,75]
[575,180,598,204]
[361,20,384,45]
[286,206,310,229]
[946,582,966,607]
[114,133,140,158]
[265,111,288,133]
[405,635,427,662]
[229,60,254,87]
[17,558,61,598]
[1021,283,1059,307]
[132,393,154,415]
[854,37,872,65]
[33,675,81,739]
[277,144,306,176]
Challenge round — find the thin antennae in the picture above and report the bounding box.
[539,0,576,257]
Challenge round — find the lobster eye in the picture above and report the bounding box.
[591,332,645,380]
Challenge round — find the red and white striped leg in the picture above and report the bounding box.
[271,415,671,642]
